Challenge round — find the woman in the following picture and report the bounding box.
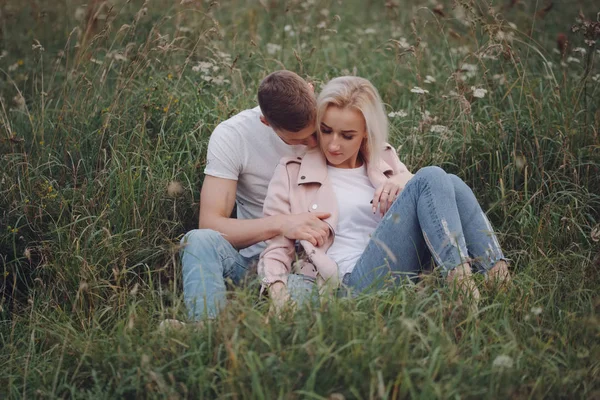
[258,76,510,311]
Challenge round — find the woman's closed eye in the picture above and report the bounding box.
[320,125,332,134]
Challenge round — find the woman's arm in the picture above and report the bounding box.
[258,163,297,293]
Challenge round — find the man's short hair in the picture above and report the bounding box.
[258,70,316,132]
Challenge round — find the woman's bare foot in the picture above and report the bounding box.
[486,260,511,290]
[446,263,480,308]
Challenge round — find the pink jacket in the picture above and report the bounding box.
[258,144,413,290]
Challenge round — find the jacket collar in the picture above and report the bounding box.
[296,147,394,186]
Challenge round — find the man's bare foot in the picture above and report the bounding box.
[486,260,511,290]
[446,263,480,308]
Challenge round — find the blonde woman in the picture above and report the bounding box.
[259,76,510,311]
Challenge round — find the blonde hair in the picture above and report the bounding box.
[316,76,388,165]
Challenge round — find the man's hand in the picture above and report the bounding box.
[279,212,331,247]
[372,174,413,216]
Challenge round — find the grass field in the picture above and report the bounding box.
[1,0,599,398]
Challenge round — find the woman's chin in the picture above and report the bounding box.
[325,156,343,167]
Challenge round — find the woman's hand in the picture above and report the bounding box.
[267,281,290,319]
[372,180,401,216]
[372,174,413,216]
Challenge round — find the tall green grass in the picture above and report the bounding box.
[1,0,599,398]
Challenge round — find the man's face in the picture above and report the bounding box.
[275,122,318,147]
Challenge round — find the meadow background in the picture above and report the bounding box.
[1,0,599,398]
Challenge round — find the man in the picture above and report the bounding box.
[179,70,331,321]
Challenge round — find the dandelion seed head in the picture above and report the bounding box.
[167,181,184,197]
[492,355,514,369]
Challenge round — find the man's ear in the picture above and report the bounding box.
[308,82,315,93]
[260,115,270,126]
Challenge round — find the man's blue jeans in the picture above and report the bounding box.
[343,166,505,291]
[180,231,317,320]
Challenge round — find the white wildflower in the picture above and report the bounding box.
[461,63,478,78]
[217,51,232,62]
[320,35,330,41]
[471,86,488,98]
[0,50,8,59]
[572,47,587,55]
[430,125,449,134]
[493,74,506,85]
[530,306,542,316]
[492,355,514,369]
[450,46,470,56]
[12,94,26,111]
[448,90,459,96]
[424,75,436,84]
[592,74,600,83]
[317,21,327,29]
[178,26,192,33]
[8,62,19,72]
[75,6,87,22]
[266,43,282,55]
[320,8,330,17]
[284,25,295,37]
[566,56,580,64]
[192,61,213,73]
[364,28,377,34]
[388,110,408,118]
[411,87,429,94]
[212,75,230,85]
[495,30,514,42]
[508,22,517,29]
[396,37,410,49]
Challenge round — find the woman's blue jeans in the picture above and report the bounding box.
[343,166,505,292]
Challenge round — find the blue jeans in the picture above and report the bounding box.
[181,230,319,320]
[343,166,505,292]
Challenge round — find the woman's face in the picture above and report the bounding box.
[319,106,367,169]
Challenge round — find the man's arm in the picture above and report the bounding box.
[199,175,283,250]
[199,175,332,250]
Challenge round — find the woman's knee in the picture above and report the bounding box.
[415,166,451,188]
[448,174,474,197]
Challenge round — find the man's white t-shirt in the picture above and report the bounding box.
[326,164,382,279]
[204,106,306,258]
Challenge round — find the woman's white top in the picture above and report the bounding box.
[326,164,382,280]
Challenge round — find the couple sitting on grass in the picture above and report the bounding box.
[175,70,510,325]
